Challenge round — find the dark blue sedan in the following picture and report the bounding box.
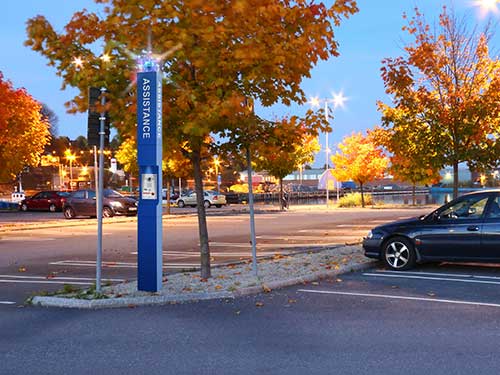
[363,190,500,270]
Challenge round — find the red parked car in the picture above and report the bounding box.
[19,191,71,212]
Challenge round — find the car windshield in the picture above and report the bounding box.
[104,189,124,198]
[57,192,71,197]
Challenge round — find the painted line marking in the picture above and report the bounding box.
[376,270,500,282]
[0,275,124,282]
[209,242,341,248]
[49,260,207,269]
[378,270,479,278]
[363,272,500,285]
[0,279,92,285]
[255,235,362,241]
[298,289,500,308]
[0,301,16,305]
[335,224,376,228]
[1,237,56,242]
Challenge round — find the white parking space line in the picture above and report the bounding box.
[379,270,479,278]
[0,237,56,242]
[209,242,342,248]
[0,301,16,305]
[0,275,124,282]
[335,224,377,228]
[255,235,362,241]
[0,279,92,285]
[298,289,500,308]
[0,274,126,285]
[49,260,206,269]
[363,272,500,285]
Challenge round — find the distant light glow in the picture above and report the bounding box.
[309,96,321,108]
[472,0,499,17]
[100,53,111,63]
[72,57,83,68]
[332,91,348,109]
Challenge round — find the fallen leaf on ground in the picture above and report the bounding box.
[214,285,223,290]
[336,278,343,282]
[18,266,26,273]
[427,292,436,297]
[255,302,264,307]
[288,299,297,304]
[261,284,272,293]
[235,310,241,315]
[311,281,319,286]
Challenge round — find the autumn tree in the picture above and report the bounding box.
[331,132,388,207]
[40,103,59,137]
[380,7,500,199]
[25,0,357,279]
[372,119,440,204]
[0,72,51,182]
[254,117,321,209]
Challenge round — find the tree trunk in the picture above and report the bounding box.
[192,148,211,279]
[165,177,171,215]
[453,161,459,200]
[412,183,416,206]
[360,182,365,208]
[279,178,284,210]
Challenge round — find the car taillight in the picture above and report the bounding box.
[213,195,218,199]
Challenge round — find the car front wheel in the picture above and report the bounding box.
[20,203,28,212]
[204,200,211,209]
[102,207,114,218]
[64,207,75,219]
[177,200,185,208]
[49,204,57,212]
[383,236,416,271]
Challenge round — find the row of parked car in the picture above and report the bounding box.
[18,189,228,218]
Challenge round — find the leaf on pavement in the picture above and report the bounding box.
[288,299,297,304]
[18,266,26,273]
[255,301,264,307]
[261,284,272,293]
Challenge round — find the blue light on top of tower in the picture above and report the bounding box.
[137,51,159,72]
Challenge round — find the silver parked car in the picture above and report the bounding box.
[176,190,227,208]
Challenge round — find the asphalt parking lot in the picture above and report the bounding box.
[296,261,500,308]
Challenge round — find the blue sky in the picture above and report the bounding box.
[0,0,496,166]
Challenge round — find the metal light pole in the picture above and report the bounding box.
[309,91,347,207]
[214,156,220,193]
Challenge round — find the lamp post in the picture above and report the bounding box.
[214,156,221,193]
[309,91,347,207]
[64,149,76,190]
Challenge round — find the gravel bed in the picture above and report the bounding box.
[103,244,371,298]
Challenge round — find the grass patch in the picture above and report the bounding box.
[338,192,373,207]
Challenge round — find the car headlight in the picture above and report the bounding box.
[366,230,373,239]
[110,201,123,208]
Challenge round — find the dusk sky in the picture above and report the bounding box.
[1,1,497,166]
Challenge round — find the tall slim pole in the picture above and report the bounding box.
[69,159,73,189]
[95,87,106,293]
[247,146,258,278]
[325,101,329,207]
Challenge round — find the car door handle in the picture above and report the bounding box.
[467,226,480,232]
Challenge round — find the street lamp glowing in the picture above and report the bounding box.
[309,96,321,108]
[72,56,83,68]
[100,53,111,63]
[332,91,348,109]
[473,0,499,15]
